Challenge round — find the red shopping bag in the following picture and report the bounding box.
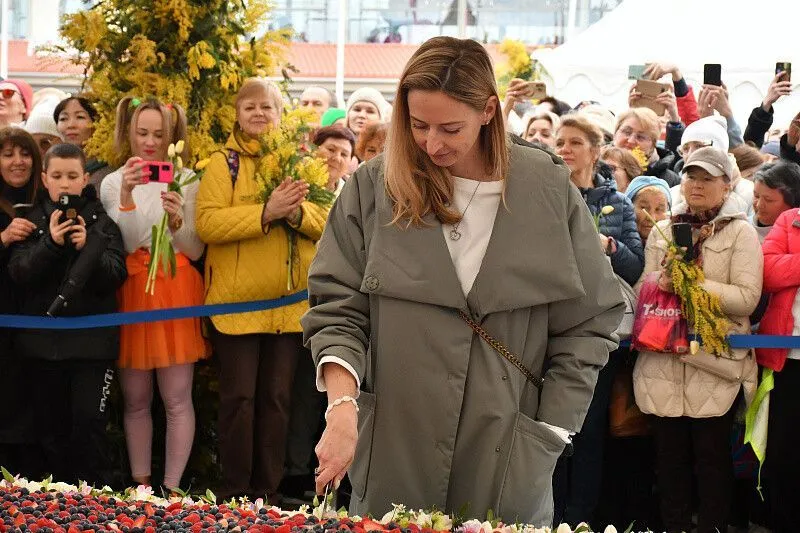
[631,272,690,354]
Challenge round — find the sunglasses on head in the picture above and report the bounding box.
[0,88,19,99]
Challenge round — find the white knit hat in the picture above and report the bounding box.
[24,96,63,140]
[345,87,389,121]
[680,115,729,153]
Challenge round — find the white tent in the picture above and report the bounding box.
[534,0,800,135]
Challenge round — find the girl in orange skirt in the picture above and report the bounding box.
[100,97,208,490]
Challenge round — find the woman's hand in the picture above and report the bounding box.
[121,157,149,193]
[700,84,733,119]
[655,90,680,122]
[763,72,793,112]
[162,191,184,232]
[262,178,309,226]
[657,269,674,293]
[49,210,75,247]
[69,216,87,251]
[644,62,682,82]
[120,157,150,209]
[628,83,642,107]
[0,217,36,246]
[314,404,358,495]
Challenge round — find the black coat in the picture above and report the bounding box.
[744,105,773,148]
[7,186,127,361]
[647,147,681,187]
[579,165,645,286]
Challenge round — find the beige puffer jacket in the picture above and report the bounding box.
[633,197,763,418]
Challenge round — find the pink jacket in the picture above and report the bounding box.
[759,208,800,371]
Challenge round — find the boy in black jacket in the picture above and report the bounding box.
[8,143,127,486]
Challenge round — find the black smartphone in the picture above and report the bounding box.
[57,194,82,224]
[704,64,722,86]
[672,222,694,262]
[776,61,792,82]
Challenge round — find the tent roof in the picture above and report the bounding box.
[535,0,800,128]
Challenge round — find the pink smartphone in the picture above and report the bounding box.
[141,161,174,184]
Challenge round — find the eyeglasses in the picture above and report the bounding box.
[0,88,19,99]
[616,127,651,144]
[677,141,713,157]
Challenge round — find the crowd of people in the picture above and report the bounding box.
[0,41,799,533]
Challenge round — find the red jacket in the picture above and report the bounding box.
[759,208,800,371]
[677,86,700,126]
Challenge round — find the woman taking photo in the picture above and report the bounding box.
[633,147,762,533]
[0,127,40,476]
[196,78,329,503]
[100,97,207,491]
[54,96,112,187]
[303,36,624,527]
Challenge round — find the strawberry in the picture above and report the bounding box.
[132,515,147,528]
[167,502,183,512]
[185,512,202,524]
[13,513,26,526]
[145,527,156,533]
[361,519,385,532]
[267,510,281,520]
[275,524,291,533]
[144,504,155,517]
[68,526,81,533]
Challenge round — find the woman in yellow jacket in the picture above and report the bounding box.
[195,78,328,502]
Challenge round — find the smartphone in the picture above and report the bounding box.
[672,222,694,262]
[776,61,792,82]
[141,161,174,184]
[628,64,647,80]
[57,194,82,224]
[525,81,547,100]
[703,64,722,86]
[632,79,671,115]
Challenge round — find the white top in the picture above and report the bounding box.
[100,167,205,261]
[442,176,504,296]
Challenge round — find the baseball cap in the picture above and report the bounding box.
[682,146,733,179]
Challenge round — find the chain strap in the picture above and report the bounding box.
[458,310,544,389]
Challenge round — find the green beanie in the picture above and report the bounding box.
[321,107,346,127]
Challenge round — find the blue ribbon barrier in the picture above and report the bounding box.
[0,290,308,330]
[621,335,800,350]
[3,294,800,349]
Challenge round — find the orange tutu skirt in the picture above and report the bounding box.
[118,248,210,370]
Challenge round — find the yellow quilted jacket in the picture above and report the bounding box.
[195,131,329,335]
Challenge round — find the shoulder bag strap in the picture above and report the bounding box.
[457,309,544,389]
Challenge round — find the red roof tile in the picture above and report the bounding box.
[8,40,529,81]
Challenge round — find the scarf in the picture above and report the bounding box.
[671,205,732,261]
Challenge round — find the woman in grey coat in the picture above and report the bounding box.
[301,36,624,527]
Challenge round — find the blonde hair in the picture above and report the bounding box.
[558,115,604,148]
[236,78,283,115]
[114,96,189,164]
[524,110,561,136]
[385,36,508,226]
[615,107,661,144]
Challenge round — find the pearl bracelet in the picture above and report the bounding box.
[324,395,359,421]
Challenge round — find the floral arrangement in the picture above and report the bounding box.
[644,211,731,355]
[593,205,614,231]
[252,106,335,291]
[0,473,637,533]
[144,141,209,295]
[629,147,649,173]
[494,39,550,100]
[52,0,291,166]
